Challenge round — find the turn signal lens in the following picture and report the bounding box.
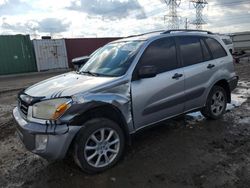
[51,103,70,120]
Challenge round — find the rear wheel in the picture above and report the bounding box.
[73,118,125,174]
[201,86,227,120]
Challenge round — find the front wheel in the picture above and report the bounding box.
[201,86,227,120]
[73,118,125,174]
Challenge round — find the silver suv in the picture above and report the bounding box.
[13,30,238,173]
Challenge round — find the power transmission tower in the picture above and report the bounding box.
[190,0,208,30]
[162,0,181,29]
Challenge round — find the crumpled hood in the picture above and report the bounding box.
[24,72,117,98]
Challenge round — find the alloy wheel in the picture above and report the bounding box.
[84,128,120,168]
[210,91,226,116]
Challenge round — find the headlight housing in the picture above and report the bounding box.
[32,98,72,120]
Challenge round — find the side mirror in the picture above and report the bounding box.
[138,65,157,79]
[72,56,90,70]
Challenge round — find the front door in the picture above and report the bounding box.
[131,37,185,129]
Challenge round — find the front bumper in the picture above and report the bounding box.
[12,107,81,160]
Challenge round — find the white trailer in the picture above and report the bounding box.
[232,32,250,53]
[33,39,69,72]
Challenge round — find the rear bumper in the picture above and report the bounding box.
[228,76,239,91]
[13,107,81,160]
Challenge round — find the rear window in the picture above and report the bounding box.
[205,38,227,59]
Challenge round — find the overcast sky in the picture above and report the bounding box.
[0,0,250,38]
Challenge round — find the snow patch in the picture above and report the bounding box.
[238,117,250,124]
[238,81,250,88]
[226,94,247,110]
[227,85,249,110]
[187,111,204,122]
[187,83,250,121]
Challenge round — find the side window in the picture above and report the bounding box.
[205,38,227,59]
[179,36,203,67]
[139,38,178,74]
[200,39,212,61]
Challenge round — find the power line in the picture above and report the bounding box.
[211,12,250,17]
[75,0,250,24]
[76,0,250,34]
[207,15,250,21]
[210,0,250,7]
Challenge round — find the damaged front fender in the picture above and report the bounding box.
[59,81,134,133]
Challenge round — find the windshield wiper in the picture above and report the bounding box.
[79,71,99,76]
[77,71,117,77]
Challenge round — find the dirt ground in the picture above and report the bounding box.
[0,62,250,188]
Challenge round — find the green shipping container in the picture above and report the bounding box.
[0,35,37,75]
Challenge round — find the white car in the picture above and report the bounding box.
[219,35,234,54]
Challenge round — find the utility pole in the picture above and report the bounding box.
[185,18,188,29]
[1,17,7,34]
[162,0,181,29]
[190,0,208,30]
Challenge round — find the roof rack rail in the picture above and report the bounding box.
[162,29,214,34]
[124,30,166,38]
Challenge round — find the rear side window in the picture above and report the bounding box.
[179,36,203,66]
[205,38,227,59]
[200,39,212,61]
[139,38,178,74]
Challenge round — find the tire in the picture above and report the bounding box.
[73,118,125,174]
[201,86,227,120]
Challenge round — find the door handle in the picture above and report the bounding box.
[172,73,183,79]
[207,64,215,69]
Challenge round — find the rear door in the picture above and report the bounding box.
[177,36,214,111]
[178,36,228,111]
[131,37,185,129]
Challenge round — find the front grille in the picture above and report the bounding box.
[18,99,29,116]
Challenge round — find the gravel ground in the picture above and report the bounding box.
[0,62,249,188]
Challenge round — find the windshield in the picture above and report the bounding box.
[79,41,144,77]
